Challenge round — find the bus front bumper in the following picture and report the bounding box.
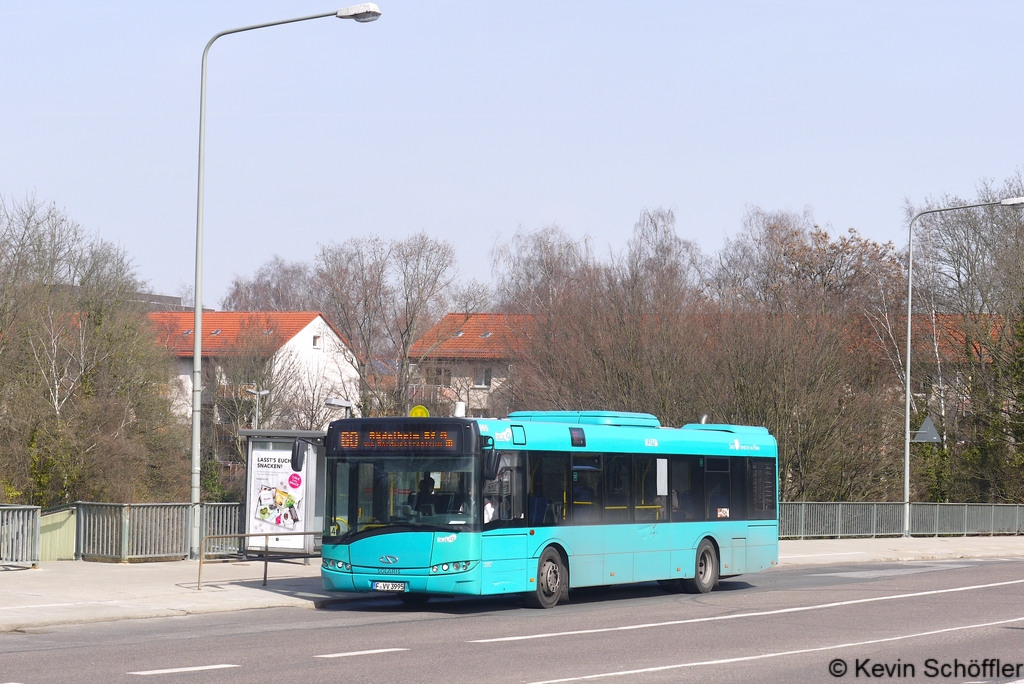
[322,565,482,596]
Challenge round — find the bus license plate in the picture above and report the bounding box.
[372,581,406,592]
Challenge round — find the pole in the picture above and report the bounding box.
[902,200,1013,537]
[189,9,373,559]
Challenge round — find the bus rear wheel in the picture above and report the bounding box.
[680,539,718,594]
[525,547,565,609]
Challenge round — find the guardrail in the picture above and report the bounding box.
[197,531,318,590]
[9,500,1024,560]
[0,505,41,567]
[199,503,244,556]
[77,503,191,560]
[72,502,242,561]
[780,502,1024,539]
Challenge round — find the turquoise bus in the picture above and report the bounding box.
[318,411,778,608]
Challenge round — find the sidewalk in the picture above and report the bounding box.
[2,536,1023,632]
[1,558,329,632]
[778,535,1024,566]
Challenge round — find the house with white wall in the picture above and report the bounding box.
[148,311,360,429]
[409,313,526,418]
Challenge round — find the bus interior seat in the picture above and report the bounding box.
[528,495,548,525]
[434,492,455,513]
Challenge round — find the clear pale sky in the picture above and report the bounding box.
[2,2,1022,306]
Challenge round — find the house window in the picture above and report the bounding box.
[434,367,452,387]
[474,367,492,388]
[312,334,322,349]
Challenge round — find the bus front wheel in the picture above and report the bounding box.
[681,539,718,594]
[525,547,565,609]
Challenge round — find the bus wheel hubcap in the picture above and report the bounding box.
[543,561,560,594]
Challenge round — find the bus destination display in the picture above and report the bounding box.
[336,425,461,452]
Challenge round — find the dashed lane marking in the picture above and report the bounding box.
[129,664,239,676]
[314,648,409,659]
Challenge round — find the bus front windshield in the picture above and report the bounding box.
[325,454,479,540]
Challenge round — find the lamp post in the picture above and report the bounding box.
[903,196,1024,537]
[245,388,271,429]
[190,3,381,559]
[325,397,354,419]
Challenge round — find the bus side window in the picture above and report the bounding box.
[483,452,525,527]
[670,456,705,522]
[571,454,602,525]
[746,457,778,520]
[527,451,569,526]
[603,455,631,523]
[705,457,730,519]
[633,455,666,522]
[730,457,747,521]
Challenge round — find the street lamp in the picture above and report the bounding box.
[325,397,354,419]
[189,3,381,559]
[245,388,271,429]
[902,196,1024,537]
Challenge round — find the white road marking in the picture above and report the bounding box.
[527,615,1024,683]
[314,648,409,659]
[128,664,239,676]
[470,578,1024,643]
[778,552,865,559]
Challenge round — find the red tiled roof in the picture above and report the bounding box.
[148,311,340,357]
[409,313,532,361]
[914,313,1003,364]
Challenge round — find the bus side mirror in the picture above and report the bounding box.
[290,440,306,472]
[483,449,501,481]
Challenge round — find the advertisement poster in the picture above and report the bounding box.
[246,441,308,551]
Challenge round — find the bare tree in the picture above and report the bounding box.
[220,256,313,311]
[0,196,187,506]
[315,232,466,416]
[493,210,708,425]
[906,173,1024,502]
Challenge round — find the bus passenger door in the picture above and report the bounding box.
[633,456,669,582]
[481,531,528,593]
[481,452,528,593]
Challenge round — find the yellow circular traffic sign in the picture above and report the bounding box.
[409,405,430,417]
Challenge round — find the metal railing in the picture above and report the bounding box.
[199,503,244,556]
[780,502,1024,539]
[0,505,41,567]
[76,502,241,561]
[8,500,1024,559]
